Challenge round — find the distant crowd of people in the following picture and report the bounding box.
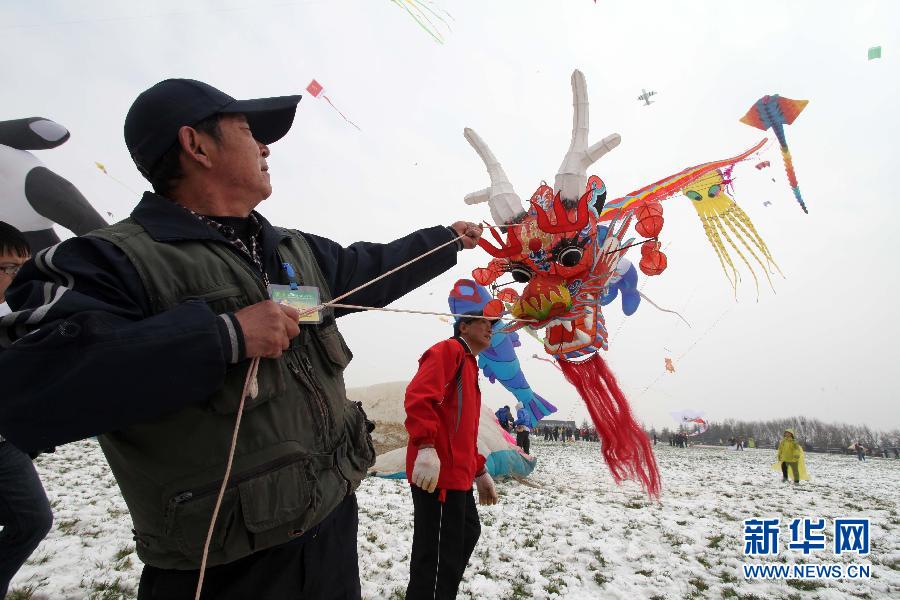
[536,425,599,443]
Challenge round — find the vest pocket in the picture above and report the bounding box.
[166,487,249,560]
[315,325,353,371]
[238,459,319,534]
[207,359,285,415]
[164,456,319,561]
[338,401,376,492]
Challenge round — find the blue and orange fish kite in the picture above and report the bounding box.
[448,279,557,428]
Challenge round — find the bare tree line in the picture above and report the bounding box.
[650,416,900,453]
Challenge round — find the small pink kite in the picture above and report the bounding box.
[305,79,361,131]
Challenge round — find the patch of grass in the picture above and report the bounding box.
[365,531,378,543]
[592,572,609,586]
[696,555,712,568]
[688,576,709,592]
[106,507,129,519]
[624,499,646,509]
[661,529,690,546]
[785,579,824,591]
[112,545,133,561]
[57,518,81,534]
[708,533,725,549]
[539,562,564,578]
[676,520,688,526]
[85,576,135,600]
[6,585,38,600]
[720,570,738,583]
[25,551,52,566]
[721,586,738,598]
[635,568,653,577]
[506,580,529,599]
[387,588,405,600]
[580,514,595,526]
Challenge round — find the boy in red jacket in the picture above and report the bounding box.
[404,310,499,599]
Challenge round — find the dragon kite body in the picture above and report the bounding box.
[462,70,780,497]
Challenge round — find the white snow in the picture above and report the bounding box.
[9,439,900,599]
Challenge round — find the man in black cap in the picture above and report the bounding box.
[0,78,484,599]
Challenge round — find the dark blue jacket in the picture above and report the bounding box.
[0,192,459,453]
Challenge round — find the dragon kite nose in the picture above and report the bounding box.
[512,277,572,322]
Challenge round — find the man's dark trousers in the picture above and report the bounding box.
[407,486,480,600]
[137,494,361,600]
[0,441,53,598]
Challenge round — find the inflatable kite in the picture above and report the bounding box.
[370,401,537,480]
[670,410,708,436]
[0,117,106,251]
[462,70,775,497]
[740,95,809,213]
[448,279,557,428]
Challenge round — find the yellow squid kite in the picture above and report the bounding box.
[682,170,782,298]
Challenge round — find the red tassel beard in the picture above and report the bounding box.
[558,353,661,498]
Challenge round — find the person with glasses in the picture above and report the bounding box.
[0,221,53,599]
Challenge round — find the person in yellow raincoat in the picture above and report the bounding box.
[772,429,809,483]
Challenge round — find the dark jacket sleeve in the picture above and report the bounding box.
[0,237,229,453]
[301,226,458,317]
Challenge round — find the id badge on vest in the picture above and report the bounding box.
[269,262,322,324]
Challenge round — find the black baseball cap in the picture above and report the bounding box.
[124,78,301,176]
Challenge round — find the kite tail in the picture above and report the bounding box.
[528,392,557,422]
[558,354,661,498]
[780,146,808,213]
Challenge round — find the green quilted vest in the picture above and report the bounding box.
[89,219,375,570]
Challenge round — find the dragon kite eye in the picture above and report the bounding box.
[686,190,703,201]
[511,267,533,283]
[557,246,584,267]
[708,184,721,198]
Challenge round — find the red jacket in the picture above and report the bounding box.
[405,337,486,492]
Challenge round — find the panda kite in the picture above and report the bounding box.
[0,117,107,251]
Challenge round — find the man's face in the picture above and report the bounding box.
[0,250,30,301]
[206,114,272,203]
[460,318,494,353]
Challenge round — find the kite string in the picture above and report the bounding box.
[195,356,259,600]
[327,303,534,322]
[298,225,523,320]
[321,95,362,131]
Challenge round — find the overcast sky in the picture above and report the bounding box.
[2,0,898,432]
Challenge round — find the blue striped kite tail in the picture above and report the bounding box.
[792,186,808,213]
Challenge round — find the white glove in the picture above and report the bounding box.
[475,471,498,506]
[411,447,441,493]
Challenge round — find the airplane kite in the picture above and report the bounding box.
[637,89,657,106]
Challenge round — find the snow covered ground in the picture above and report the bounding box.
[9,439,900,599]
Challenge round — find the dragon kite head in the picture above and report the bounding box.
[463,70,633,361]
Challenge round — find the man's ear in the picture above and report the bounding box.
[177,125,213,169]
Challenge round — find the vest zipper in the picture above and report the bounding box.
[167,452,310,510]
[284,353,330,444]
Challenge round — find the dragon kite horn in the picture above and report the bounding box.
[554,69,622,202]
[463,127,527,226]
